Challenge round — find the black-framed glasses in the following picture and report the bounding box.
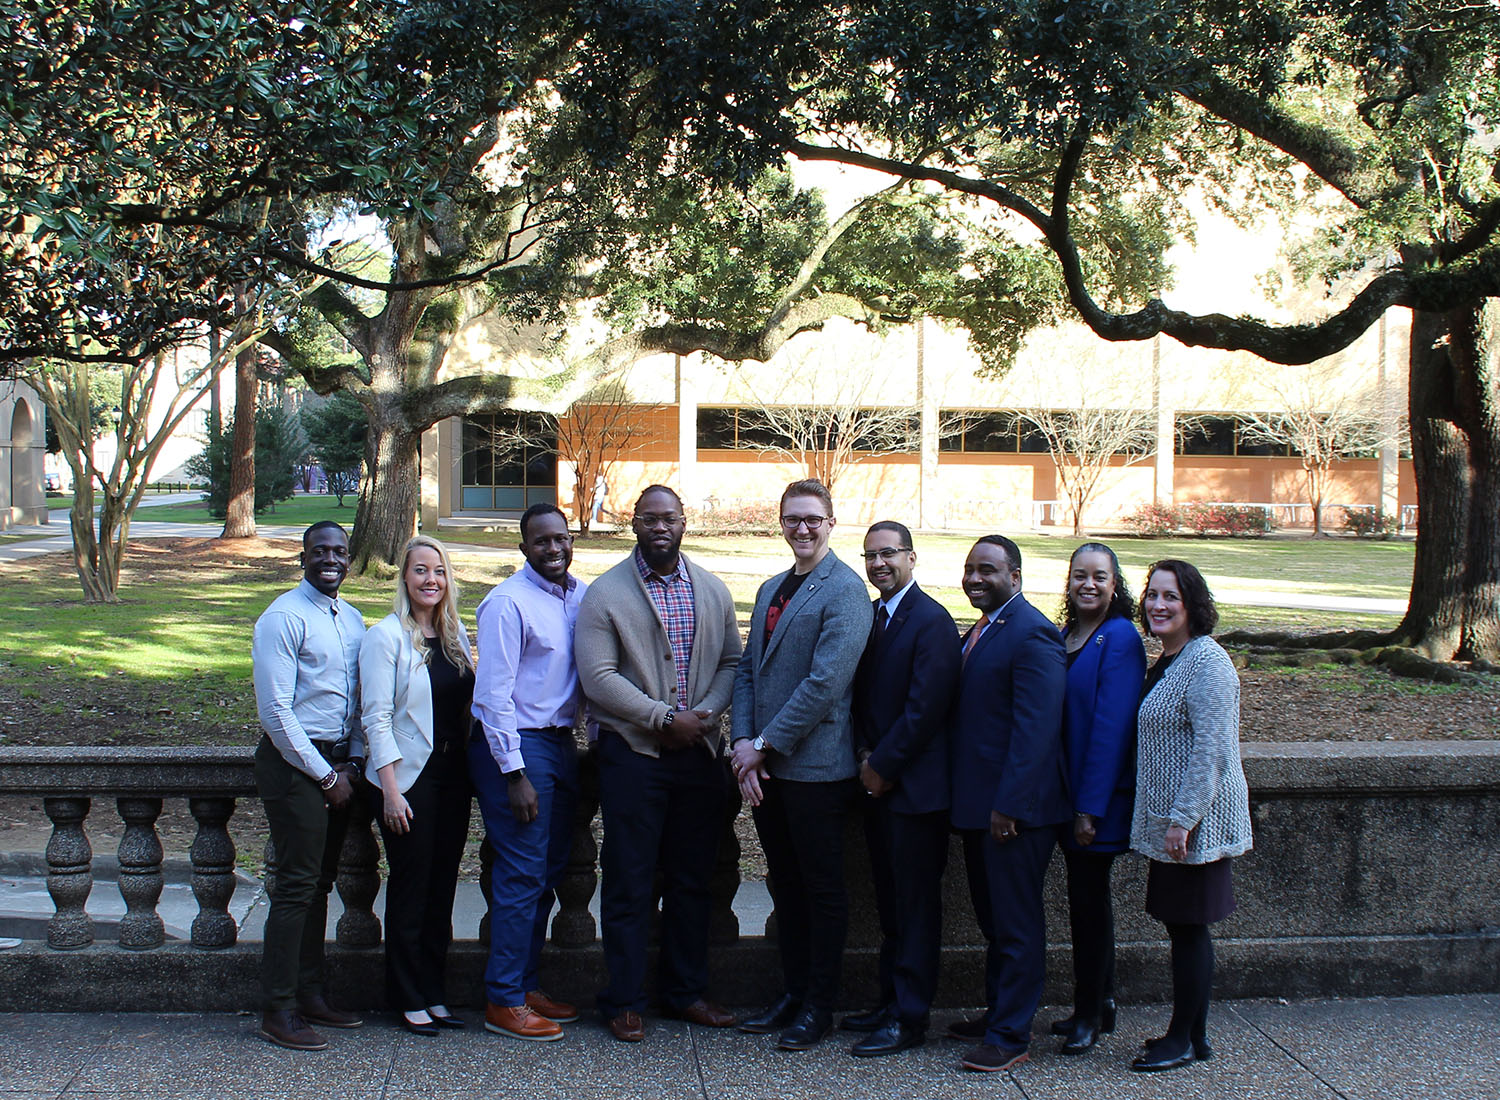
[860,547,912,562]
[634,513,684,529]
[781,515,827,531]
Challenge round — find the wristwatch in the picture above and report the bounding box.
[504,767,528,786]
[752,735,768,753]
[318,769,339,791]
[662,709,676,728]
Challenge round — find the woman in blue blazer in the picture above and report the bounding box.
[360,535,475,1036]
[1051,542,1146,1055]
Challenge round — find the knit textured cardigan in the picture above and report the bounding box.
[1131,634,1253,864]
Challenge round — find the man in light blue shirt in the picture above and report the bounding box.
[471,503,587,1042]
[251,521,366,1051]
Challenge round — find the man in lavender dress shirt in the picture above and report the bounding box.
[471,503,588,1042]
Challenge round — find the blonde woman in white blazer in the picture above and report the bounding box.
[360,535,475,1037]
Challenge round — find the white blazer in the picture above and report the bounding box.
[359,613,474,794]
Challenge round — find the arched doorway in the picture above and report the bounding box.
[9,398,42,523]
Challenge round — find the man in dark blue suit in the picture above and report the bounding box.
[844,521,961,1057]
[948,535,1068,1072]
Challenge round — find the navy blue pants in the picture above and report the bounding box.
[863,800,949,1028]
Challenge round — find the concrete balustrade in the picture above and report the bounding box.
[1,740,1497,1012]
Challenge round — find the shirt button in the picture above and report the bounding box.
[664,653,672,660]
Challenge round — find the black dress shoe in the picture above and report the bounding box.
[946,1013,988,1040]
[1131,1038,1195,1073]
[839,1003,894,1033]
[1050,997,1116,1036]
[738,994,802,1035]
[851,1019,925,1057]
[1193,1036,1213,1061]
[777,1007,834,1051]
[430,1012,466,1030]
[1058,1018,1100,1055]
[401,1015,439,1037]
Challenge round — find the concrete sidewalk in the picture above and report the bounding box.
[1,994,1492,1099]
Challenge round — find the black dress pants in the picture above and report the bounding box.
[377,741,472,1012]
[596,730,727,1016]
[752,775,855,1012]
[1062,847,1119,1019]
[863,799,949,1028]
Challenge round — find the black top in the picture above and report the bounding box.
[423,637,474,749]
[765,569,810,637]
[1143,647,1180,697]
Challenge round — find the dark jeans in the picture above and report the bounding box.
[378,741,472,1012]
[469,727,578,1006]
[1063,848,1119,1019]
[752,775,855,1012]
[863,800,949,1028]
[255,735,350,1012]
[596,730,727,1016]
[961,824,1055,1050]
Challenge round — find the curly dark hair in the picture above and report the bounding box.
[1059,541,1136,634]
[1139,558,1219,638]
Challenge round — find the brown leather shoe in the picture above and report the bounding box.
[258,1010,328,1051]
[608,1010,646,1043]
[525,988,580,1023]
[297,994,363,1029]
[484,1003,564,1042]
[669,999,736,1028]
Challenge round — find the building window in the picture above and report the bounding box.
[461,412,558,510]
[1177,415,1236,455]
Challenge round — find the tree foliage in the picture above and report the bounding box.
[187,403,304,517]
[300,390,367,506]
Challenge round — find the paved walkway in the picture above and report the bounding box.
[1,994,1492,1099]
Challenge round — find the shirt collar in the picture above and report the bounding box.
[879,578,917,619]
[520,560,576,598]
[635,546,687,584]
[296,578,340,614]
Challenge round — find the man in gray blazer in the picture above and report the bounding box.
[575,485,743,1043]
[730,478,873,1051]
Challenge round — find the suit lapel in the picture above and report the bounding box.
[963,593,1025,668]
[760,556,829,668]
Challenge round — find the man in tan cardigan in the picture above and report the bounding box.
[574,485,743,1042]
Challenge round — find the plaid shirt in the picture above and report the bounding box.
[636,548,695,709]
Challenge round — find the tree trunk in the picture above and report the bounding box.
[349,409,421,572]
[222,306,258,537]
[1395,303,1500,661]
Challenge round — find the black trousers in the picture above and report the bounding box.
[596,731,727,1016]
[255,735,350,1012]
[1062,848,1119,1019]
[752,775,855,1012]
[863,799,949,1028]
[377,740,472,1012]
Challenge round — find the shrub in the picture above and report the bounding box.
[687,500,780,535]
[186,406,304,518]
[1343,507,1400,539]
[1123,502,1180,537]
[1180,503,1275,537]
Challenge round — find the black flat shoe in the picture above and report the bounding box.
[1050,997,1116,1036]
[1131,1039,1194,1072]
[1193,1036,1213,1061]
[1058,1018,1100,1055]
[777,1007,833,1051]
[738,994,801,1035]
[839,1003,894,1033]
[851,1019,924,1057]
[401,1015,439,1037]
[430,1012,465,1030]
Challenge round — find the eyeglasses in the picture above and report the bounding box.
[860,547,912,562]
[781,515,827,531]
[634,513,683,529]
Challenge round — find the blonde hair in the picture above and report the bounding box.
[393,535,473,674]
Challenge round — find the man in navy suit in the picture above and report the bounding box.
[948,535,1068,1072]
[843,521,961,1057]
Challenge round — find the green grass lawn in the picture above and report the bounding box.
[140,494,360,526]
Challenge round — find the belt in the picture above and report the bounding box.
[310,740,349,765]
[518,725,573,736]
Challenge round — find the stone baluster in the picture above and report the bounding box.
[188,797,239,948]
[116,797,165,949]
[551,745,599,946]
[335,795,382,947]
[709,759,742,944]
[44,796,94,949]
[478,839,495,944]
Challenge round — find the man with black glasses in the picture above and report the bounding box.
[575,485,742,1042]
[730,479,871,1051]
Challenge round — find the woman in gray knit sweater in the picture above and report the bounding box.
[1129,559,1252,1073]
